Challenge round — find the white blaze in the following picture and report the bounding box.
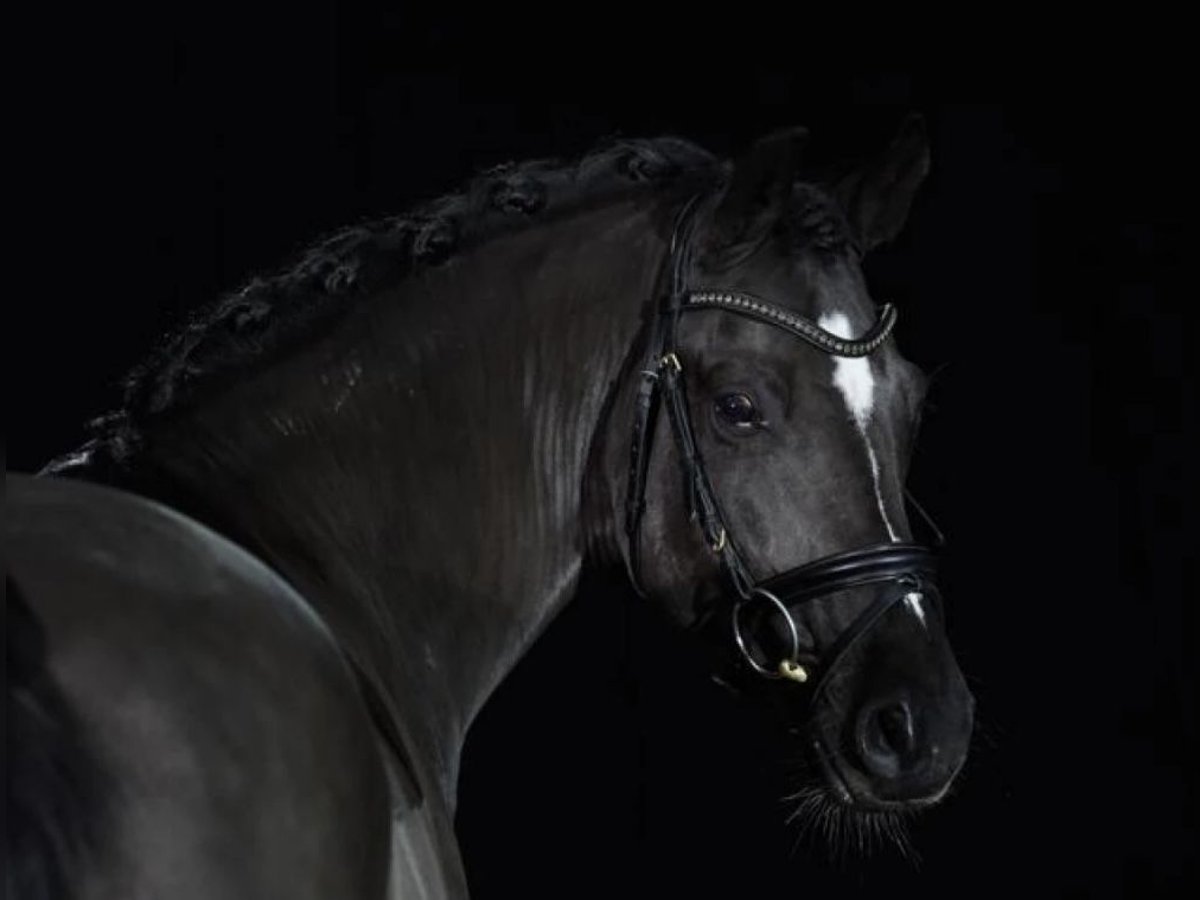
[818,311,926,625]
[817,311,899,542]
[903,591,928,627]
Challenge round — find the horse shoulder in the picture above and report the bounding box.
[5,474,464,899]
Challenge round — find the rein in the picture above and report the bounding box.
[624,195,941,703]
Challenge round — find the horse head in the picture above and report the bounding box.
[599,117,974,826]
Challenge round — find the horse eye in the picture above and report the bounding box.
[714,392,761,430]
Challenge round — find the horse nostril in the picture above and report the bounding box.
[857,698,918,778]
[877,703,916,757]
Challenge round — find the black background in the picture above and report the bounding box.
[12,8,1193,898]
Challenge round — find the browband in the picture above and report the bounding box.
[684,291,898,358]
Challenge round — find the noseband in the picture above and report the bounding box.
[624,195,942,705]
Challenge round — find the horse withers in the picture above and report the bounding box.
[7,115,973,898]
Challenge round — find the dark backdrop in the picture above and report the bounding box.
[12,9,1193,898]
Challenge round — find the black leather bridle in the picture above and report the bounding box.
[625,195,943,705]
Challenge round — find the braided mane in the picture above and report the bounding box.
[115,139,715,429]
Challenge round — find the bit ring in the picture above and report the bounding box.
[732,587,803,680]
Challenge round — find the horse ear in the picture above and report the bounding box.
[831,113,930,253]
[705,126,810,255]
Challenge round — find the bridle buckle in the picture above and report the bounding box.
[709,527,727,554]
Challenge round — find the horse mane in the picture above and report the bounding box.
[64,136,719,467]
[57,132,853,474]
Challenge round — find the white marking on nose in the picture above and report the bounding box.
[817,311,900,543]
[904,591,927,627]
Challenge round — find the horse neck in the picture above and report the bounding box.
[138,197,666,803]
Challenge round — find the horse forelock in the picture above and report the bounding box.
[785,183,858,255]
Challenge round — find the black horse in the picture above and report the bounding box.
[7,116,974,898]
